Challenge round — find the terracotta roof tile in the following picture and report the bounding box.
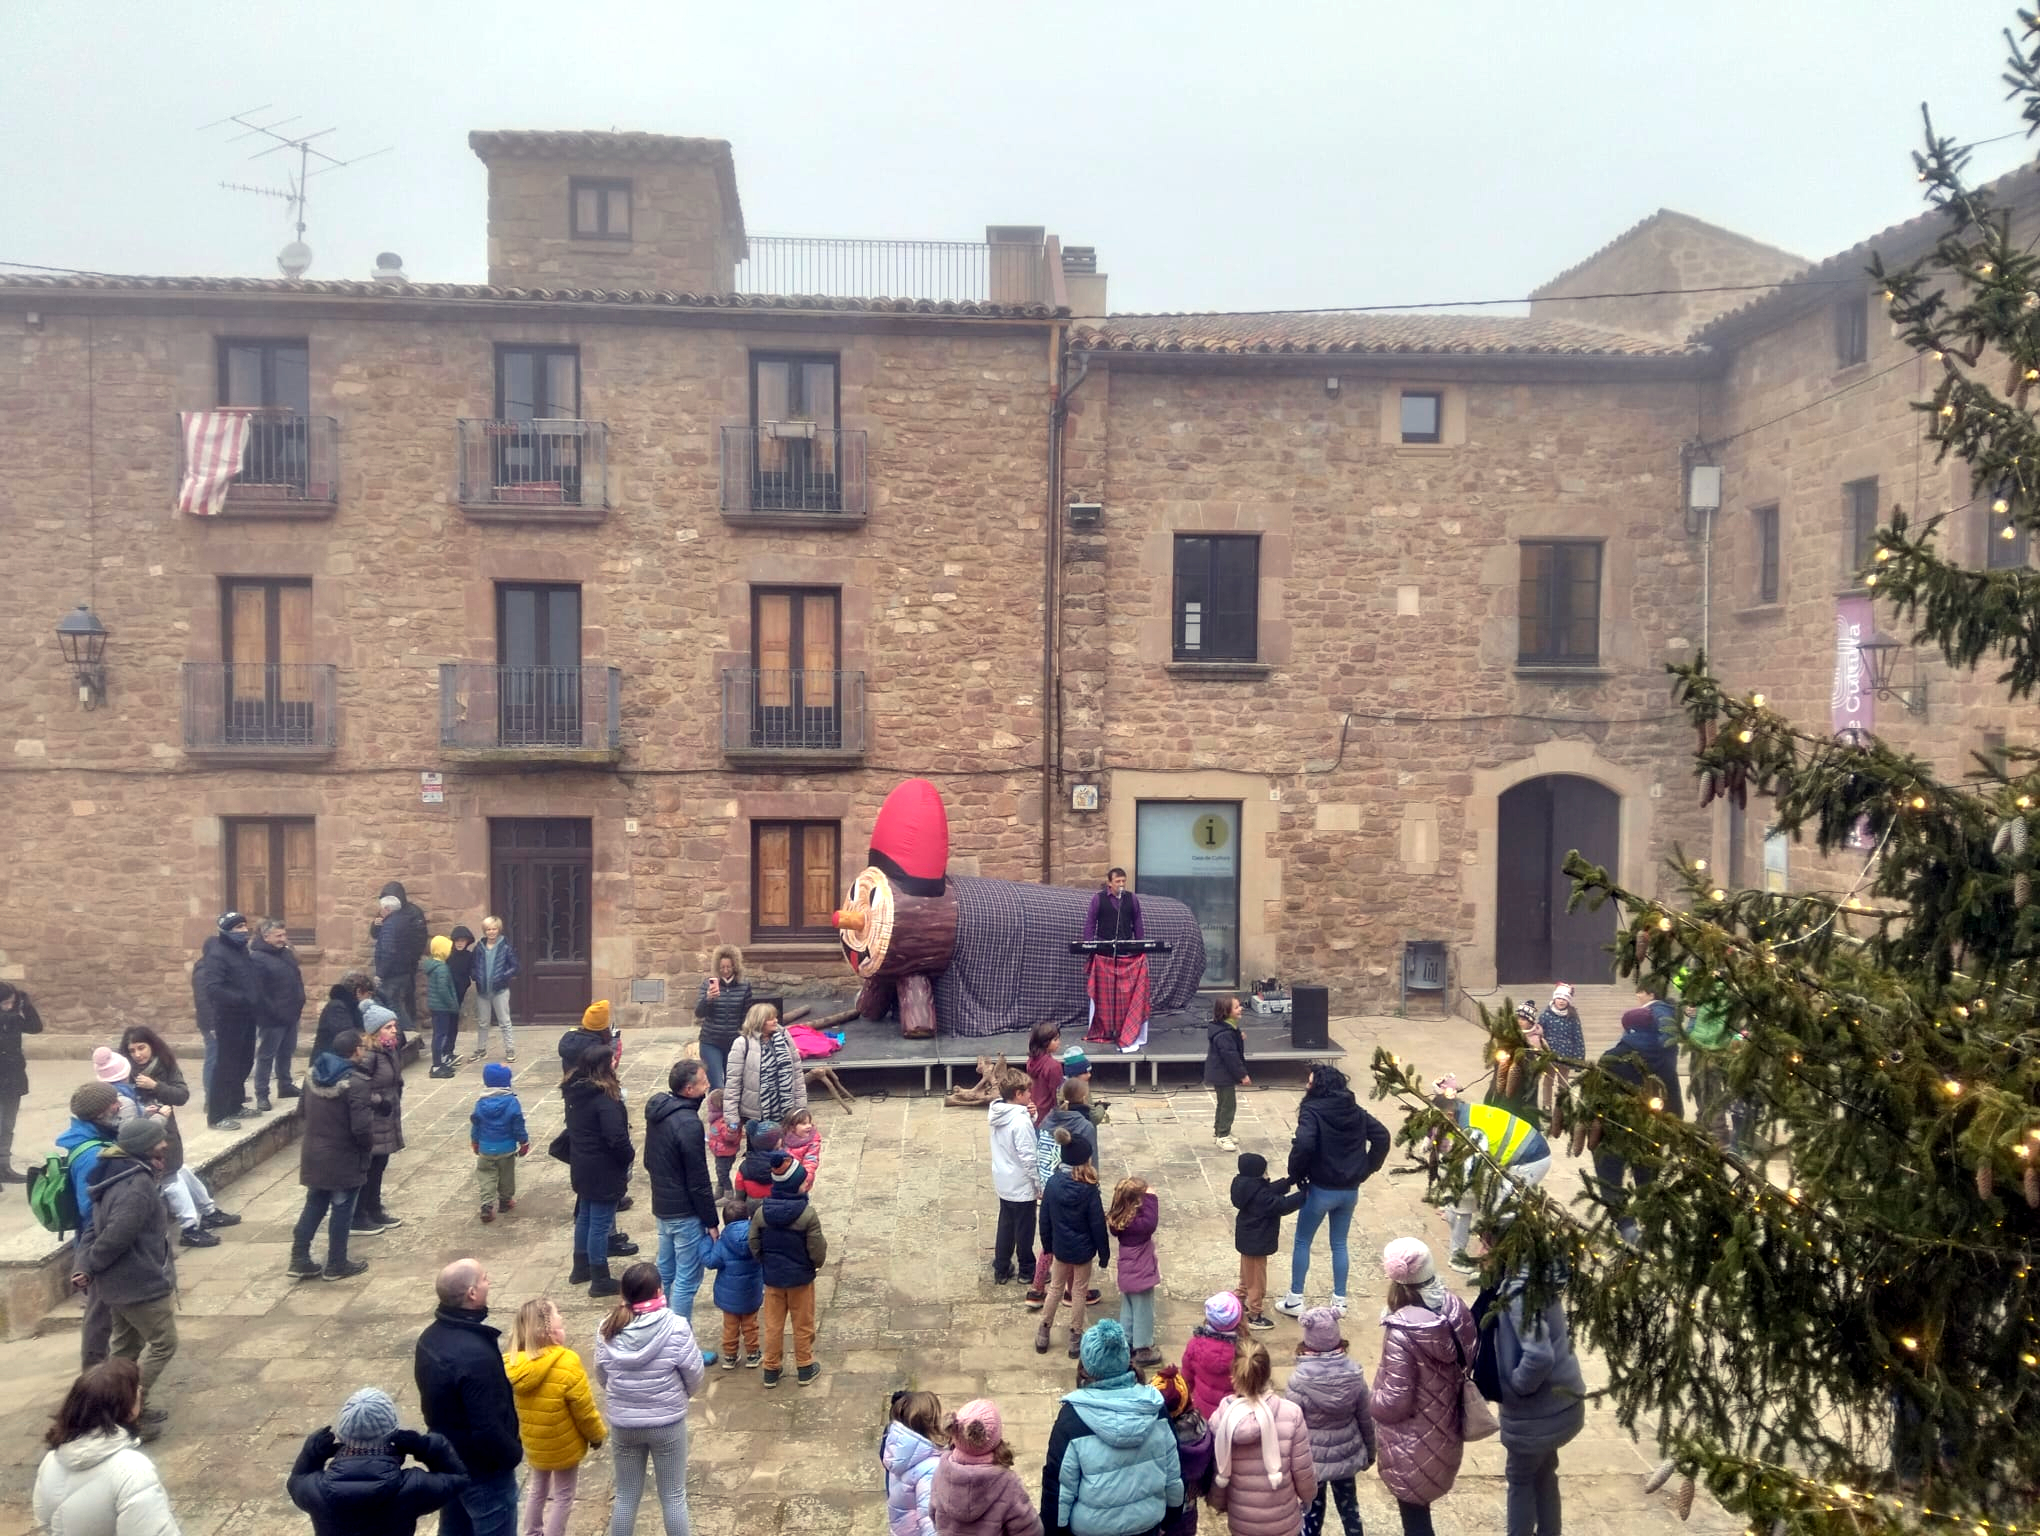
[0,271,1064,320]
[467,129,731,163]
[1072,311,1697,358]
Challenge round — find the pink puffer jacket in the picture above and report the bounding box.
[1181,1328,1241,1419]
[1209,1393,1316,1536]
[1370,1294,1475,1507]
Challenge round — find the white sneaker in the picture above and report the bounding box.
[1215,1135,1239,1152]
[1330,1294,1348,1316]
[1274,1293,1306,1318]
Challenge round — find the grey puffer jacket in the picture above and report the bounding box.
[1284,1347,1377,1480]
[363,1041,405,1156]
[1495,1268,1587,1455]
[1371,1292,1474,1506]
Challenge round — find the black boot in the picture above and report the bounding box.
[287,1247,322,1279]
[587,1259,619,1298]
[277,1080,300,1099]
[568,1252,591,1285]
[608,1231,639,1257]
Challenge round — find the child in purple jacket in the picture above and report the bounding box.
[1108,1176,1162,1368]
[1155,1363,1215,1536]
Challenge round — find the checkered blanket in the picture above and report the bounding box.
[934,876,1207,1038]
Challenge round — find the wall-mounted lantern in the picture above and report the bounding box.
[55,603,108,709]
[1858,631,1928,720]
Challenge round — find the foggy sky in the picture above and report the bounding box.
[6,0,2031,316]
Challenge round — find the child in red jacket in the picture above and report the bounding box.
[1025,1022,1064,1127]
[706,1090,742,1198]
[781,1109,823,1193]
[1181,1292,1245,1419]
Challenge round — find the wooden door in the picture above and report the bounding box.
[490,818,593,1022]
[1496,775,1619,984]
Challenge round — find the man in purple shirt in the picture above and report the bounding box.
[1082,869,1151,1050]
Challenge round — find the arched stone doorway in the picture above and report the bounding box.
[1494,774,1621,984]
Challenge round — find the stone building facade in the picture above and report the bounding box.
[1,129,2024,1032]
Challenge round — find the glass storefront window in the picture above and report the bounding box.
[1135,800,1241,988]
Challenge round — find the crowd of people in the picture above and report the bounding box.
[19,895,1687,1536]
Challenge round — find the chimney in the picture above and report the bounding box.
[372,252,407,284]
[1061,245,1108,319]
[468,130,748,293]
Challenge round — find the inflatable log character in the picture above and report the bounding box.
[834,779,1207,1040]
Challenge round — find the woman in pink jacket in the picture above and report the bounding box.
[1209,1342,1316,1536]
[1369,1239,1476,1536]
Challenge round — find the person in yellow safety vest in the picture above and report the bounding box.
[1432,1080,1553,1276]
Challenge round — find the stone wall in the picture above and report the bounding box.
[0,299,1050,1032]
[480,150,737,293]
[1530,211,1806,342]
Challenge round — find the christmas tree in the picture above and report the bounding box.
[1373,16,2040,1531]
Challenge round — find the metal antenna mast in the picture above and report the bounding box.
[204,106,391,276]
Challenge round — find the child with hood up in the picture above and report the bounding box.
[1285,1307,1376,1536]
[1153,1365,1215,1536]
[1229,1152,1306,1333]
[1181,1292,1246,1420]
[423,935,460,1079]
[931,1398,1042,1536]
[883,1390,945,1536]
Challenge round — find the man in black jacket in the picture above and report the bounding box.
[644,1058,720,1357]
[193,911,262,1129]
[250,918,307,1111]
[415,1258,521,1536]
[370,880,428,1037]
[289,1386,467,1536]
[1275,1063,1391,1320]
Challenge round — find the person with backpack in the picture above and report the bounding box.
[0,980,44,1182]
[44,1083,123,1373]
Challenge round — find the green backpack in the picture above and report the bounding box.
[28,1141,105,1236]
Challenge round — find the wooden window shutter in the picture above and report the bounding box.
[278,585,313,701]
[757,595,792,707]
[801,824,838,928]
[229,585,267,700]
[756,825,792,929]
[802,592,836,696]
[233,825,272,920]
[282,822,316,936]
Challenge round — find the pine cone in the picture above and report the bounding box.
[1569,1122,1589,1157]
[2018,871,2032,908]
[1551,1099,1567,1138]
[1635,929,1650,965]
[2027,1164,2039,1209]
[1505,1060,1524,1099]
[2016,817,2030,855]
[1995,819,2015,855]
[1588,1121,1604,1151]
[1979,1161,1996,1199]
[1675,1474,1696,1521]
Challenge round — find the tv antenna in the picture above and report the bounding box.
[205,106,391,277]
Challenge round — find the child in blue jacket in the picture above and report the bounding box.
[470,1062,529,1222]
[702,1193,764,1369]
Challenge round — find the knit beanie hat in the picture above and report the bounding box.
[1056,1127,1093,1166]
[429,935,453,960]
[360,1002,397,1035]
[581,999,611,1032]
[750,1122,782,1152]
[1514,1001,1538,1022]
[93,1047,130,1084]
[216,910,246,933]
[1154,1363,1193,1417]
[1079,1318,1132,1382]
[1300,1306,1343,1352]
[1383,1237,1437,1286]
[951,1399,1003,1463]
[335,1387,400,1452]
[1061,1048,1091,1077]
[483,1062,512,1089]
[1550,982,1574,1006]
[771,1152,806,1189]
[71,1082,120,1124]
[1204,1291,1243,1332]
[117,1116,168,1156]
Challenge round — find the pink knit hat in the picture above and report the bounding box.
[93,1047,130,1084]
[1204,1291,1244,1331]
[1382,1237,1436,1285]
[951,1399,1003,1463]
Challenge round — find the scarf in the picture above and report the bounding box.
[1210,1394,1284,1491]
[630,1296,666,1316]
[758,1029,799,1123]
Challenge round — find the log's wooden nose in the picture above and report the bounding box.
[834,905,868,933]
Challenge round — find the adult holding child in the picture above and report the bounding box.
[693,945,751,1093]
[724,1002,805,1136]
[115,1027,239,1246]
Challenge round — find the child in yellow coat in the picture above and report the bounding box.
[506,1298,607,1536]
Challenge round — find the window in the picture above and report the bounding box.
[497,346,580,420]
[1844,478,1881,575]
[1753,504,1781,604]
[492,346,583,500]
[1399,390,1443,444]
[1517,541,1602,665]
[222,579,315,744]
[750,588,842,748]
[1987,485,2028,569]
[750,353,842,511]
[1172,535,1260,661]
[752,821,840,939]
[1835,296,1870,368]
[570,178,631,241]
[219,339,311,492]
[225,818,316,942]
[497,584,582,746]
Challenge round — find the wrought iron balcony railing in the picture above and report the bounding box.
[440,664,621,752]
[721,668,867,755]
[456,419,608,508]
[182,663,337,751]
[719,425,868,516]
[180,412,338,503]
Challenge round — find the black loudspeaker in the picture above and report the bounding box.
[1291,985,1330,1050]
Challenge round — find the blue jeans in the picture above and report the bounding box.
[698,1039,728,1094]
[574,1198,617,1262]
[657,1215,705,1318]
[439,1468,518,1536]
[1289,1183,1360,1297]
[198,1022,217,1097]
[293,1186,359,1267]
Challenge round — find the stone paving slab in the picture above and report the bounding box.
[0,1014,1738,1536]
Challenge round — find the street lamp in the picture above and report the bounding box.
[1858,631,1927,720]
[55,603,108,709]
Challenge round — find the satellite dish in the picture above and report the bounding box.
[277,240,313,279]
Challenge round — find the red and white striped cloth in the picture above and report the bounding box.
[176,411,251,516]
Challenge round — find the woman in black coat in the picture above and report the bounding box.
[312,972,374,1062]
[562,1051,634,1298]
[0,981,43,1181]
[120,1025,240,1240]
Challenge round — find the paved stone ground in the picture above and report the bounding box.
[0,1011,1739,1536]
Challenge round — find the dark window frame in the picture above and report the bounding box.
[1171,534,1261,662]
[495,582,583,668]
[216,338,311,411]
[494,344,581,420]
[750,819,841,940]
[1517,539,1604,666]
[1399,390,1443,444]
[1753,503,1781,604]
[1844,478,1881,577]
[221,577,312,668]
[748,352,842,430]
[224,816,317,943]
[1987,483,2029,570]
[1835,295,1870,368]
[569,177,632,241]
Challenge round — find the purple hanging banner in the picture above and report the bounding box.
[1832,595,1875,738]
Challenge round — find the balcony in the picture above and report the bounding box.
[721,668,867,766]
[734,234,1053,307]
[440,664,622,767]
[456,419,608,523]
[182,663,337,762]
[181,412,338,516]
[719,425,868,528]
